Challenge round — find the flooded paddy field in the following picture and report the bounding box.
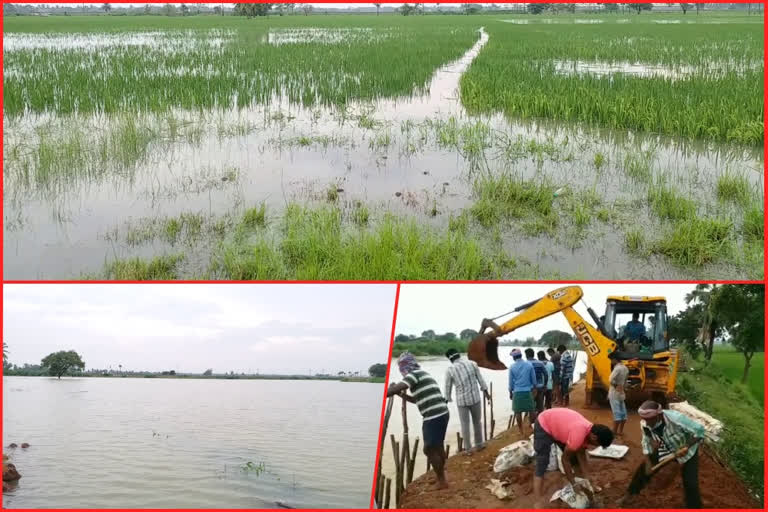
[3,14,763,280]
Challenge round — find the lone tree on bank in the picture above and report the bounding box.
[368,363,388,378]
[41,350,85,379]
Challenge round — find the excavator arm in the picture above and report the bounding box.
[467,285,616,390]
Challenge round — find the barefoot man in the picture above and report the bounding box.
[532,408,614,507]
[387,352,450,489]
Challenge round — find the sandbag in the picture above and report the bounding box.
[493,440,533,473]
[486,478,514,500]
[669,401,722,442]
[550,477,594,509]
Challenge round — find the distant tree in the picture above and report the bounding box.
[180,3,189,15]
[528,3,549,14]
[338,371,346,376]
[394,334,411,342]
[540,330,573,348]
[143,4,152,14]
[170,370,176,376]
[162,3,176,16]
[374,2,382,15]
[421,329,436,340]
[203,368,213,376]
[461,3,482,14]
[628,3,652,13]
[399,3,416,15]
[684,284,720,362]
[302,3,313,15]
[3,342,8,365]
[679,3,691,14]
[460,328,478,340]
[711,285,763,384]
[102,3,111,14]
[668,303,706,359]
[213,5,222,15]
[118,364,122,374]
[234,3,273,17]
[41,350,86,379]
[695,3,703,14]
[442,332,458,341]
[368,363,388,378]
[603,2,618,12]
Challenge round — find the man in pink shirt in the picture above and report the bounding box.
[532,408,613,506]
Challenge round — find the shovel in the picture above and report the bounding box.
[625,438,703,497]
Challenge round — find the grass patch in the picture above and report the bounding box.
[624,229,648,256]
[653,218,732,266]
[623,151,653,181]
[242,204,267,229]
[716,171,754,206]
[470,173,555,227]
[392,340,469,357]
[215,204,515,280]
[647,183,697,221]
[741,205,764,243]
[102,254,184,280]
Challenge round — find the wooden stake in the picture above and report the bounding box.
[407,438,419,485]
[483,394,488,442]
[489,382,495,438]
[384,477,392,509]
[456,431,463,452]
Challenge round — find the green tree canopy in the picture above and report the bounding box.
[41,350,85,379]
[460,328,479,340]
[234,3,273,17]
[539,330,573,347]
[711,284,764,383]
[368,363,388,378]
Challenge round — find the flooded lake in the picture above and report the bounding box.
[2,376,381,509]
[380,350,588,481]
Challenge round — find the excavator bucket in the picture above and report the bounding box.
[468,333,507,370]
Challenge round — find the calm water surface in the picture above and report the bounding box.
[3,376,381,508]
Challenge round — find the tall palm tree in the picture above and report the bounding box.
[3,342,8,364]
[684,284,718,362]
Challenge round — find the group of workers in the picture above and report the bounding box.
[507,345,575,436]
[386,348,707,508]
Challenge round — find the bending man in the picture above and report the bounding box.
[532,408,613,507]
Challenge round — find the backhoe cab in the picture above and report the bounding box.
[467,287,679,405]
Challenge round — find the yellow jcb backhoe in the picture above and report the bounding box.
[468,285,679,405]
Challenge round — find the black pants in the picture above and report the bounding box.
[628,451,701,508]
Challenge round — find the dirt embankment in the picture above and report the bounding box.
[400,382,760,509]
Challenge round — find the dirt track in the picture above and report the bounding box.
[399,381,760,509]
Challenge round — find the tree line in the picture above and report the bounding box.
[668,284,763,383]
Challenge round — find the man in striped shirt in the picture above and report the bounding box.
[444,348,489,454]
[388,352,450,489]
[622,401,705,508]
[558,344,575,406]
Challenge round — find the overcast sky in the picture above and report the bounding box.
[395,283,695,339]
[4,284,396,374]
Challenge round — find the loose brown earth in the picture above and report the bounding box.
[400,382,760,509]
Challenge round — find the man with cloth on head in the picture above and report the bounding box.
[621,400,705,508]
[387,351,450,489]
[444,348,489,454]
[508,348,536,437]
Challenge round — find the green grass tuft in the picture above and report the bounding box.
[103,254,184,280]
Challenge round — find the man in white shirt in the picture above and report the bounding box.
[444,348,490,453]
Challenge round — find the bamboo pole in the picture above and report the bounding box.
[376,397,394,508]
[399,396,410,502]
[383,478,392,509]
[490,382,495,439]
[406,438,419,484]
[483,394,488,442]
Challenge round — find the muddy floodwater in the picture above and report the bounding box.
[380,351,588,482]
[2,377,380,508]
[3,26,763,279]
